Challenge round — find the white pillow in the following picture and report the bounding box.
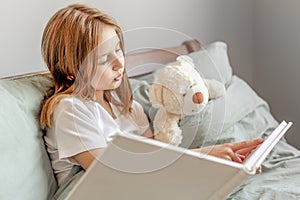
[188,41,233,86]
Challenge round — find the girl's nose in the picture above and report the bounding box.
[112,55,124,72]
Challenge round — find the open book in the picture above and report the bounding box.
[66,121,292,200]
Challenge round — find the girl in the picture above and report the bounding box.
[40,4,263,187]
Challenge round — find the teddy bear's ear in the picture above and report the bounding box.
[176,55,195,67]
[149,83,163,106]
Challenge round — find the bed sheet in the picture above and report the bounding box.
[130,73,300,200]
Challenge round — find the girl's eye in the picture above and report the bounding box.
[115,43,123,54]
[98,60,108,65]
[98,56,109,65]
[102,61,109,65]
[116,48,122,54]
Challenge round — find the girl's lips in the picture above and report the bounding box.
[114,73,123,81]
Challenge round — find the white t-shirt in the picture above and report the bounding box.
[44,97,149,186]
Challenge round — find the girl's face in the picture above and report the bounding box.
[91,26,125,91]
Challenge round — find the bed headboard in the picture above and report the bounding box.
[125,39,201,78]
[1,39,201,80]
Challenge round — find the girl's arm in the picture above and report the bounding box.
[71,127,153,170]
[71,128,153,170]
[192,138,264,163]
[71,148,104,170]
[141,125,263,163]
[142,127,154,139]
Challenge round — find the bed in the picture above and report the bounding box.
[125,39,300,199]
[2,39,299,200]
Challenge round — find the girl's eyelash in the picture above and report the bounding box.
[115,42,122,52]
[98,45,122,65]
[98,59,109,65]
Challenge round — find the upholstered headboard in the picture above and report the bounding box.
[1,39,201,80]
[125,39,201,78]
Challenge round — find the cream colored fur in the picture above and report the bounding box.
[149,55,225,146]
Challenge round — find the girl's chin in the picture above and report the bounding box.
[113,79,122,89]
[92,79,122,90]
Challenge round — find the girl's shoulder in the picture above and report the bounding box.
[57,96,85,108]
[55,96,99,115]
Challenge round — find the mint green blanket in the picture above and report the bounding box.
[130,74,300,200]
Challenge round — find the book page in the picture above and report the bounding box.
[243,121,292,173]
[67,132,247,200]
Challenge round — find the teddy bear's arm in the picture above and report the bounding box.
[153,108,183,146]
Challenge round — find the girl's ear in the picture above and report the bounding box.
[67,75,75,81]
[149,83,163,106]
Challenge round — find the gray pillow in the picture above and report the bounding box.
[188,41,233,87]
[0,74,58,200]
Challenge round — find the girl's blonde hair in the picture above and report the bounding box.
[40,4,133,129]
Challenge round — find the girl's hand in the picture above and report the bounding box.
[193,138,264,163]
[256,165,262,174]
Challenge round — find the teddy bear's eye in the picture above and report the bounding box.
[183,93,186,97]
[189,85,193,88]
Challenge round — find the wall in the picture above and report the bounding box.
[2,0,297,147]
[0,0,254,86]
[254,0,300,148]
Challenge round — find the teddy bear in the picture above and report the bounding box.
[149,55,225,146]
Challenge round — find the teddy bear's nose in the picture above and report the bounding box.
[193,92,204,104]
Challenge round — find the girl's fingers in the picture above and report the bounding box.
[230,152,243,163]
[235,145,258,156]
[256,165,262,174]
[231,138,264,152]
[237,154,246,161]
